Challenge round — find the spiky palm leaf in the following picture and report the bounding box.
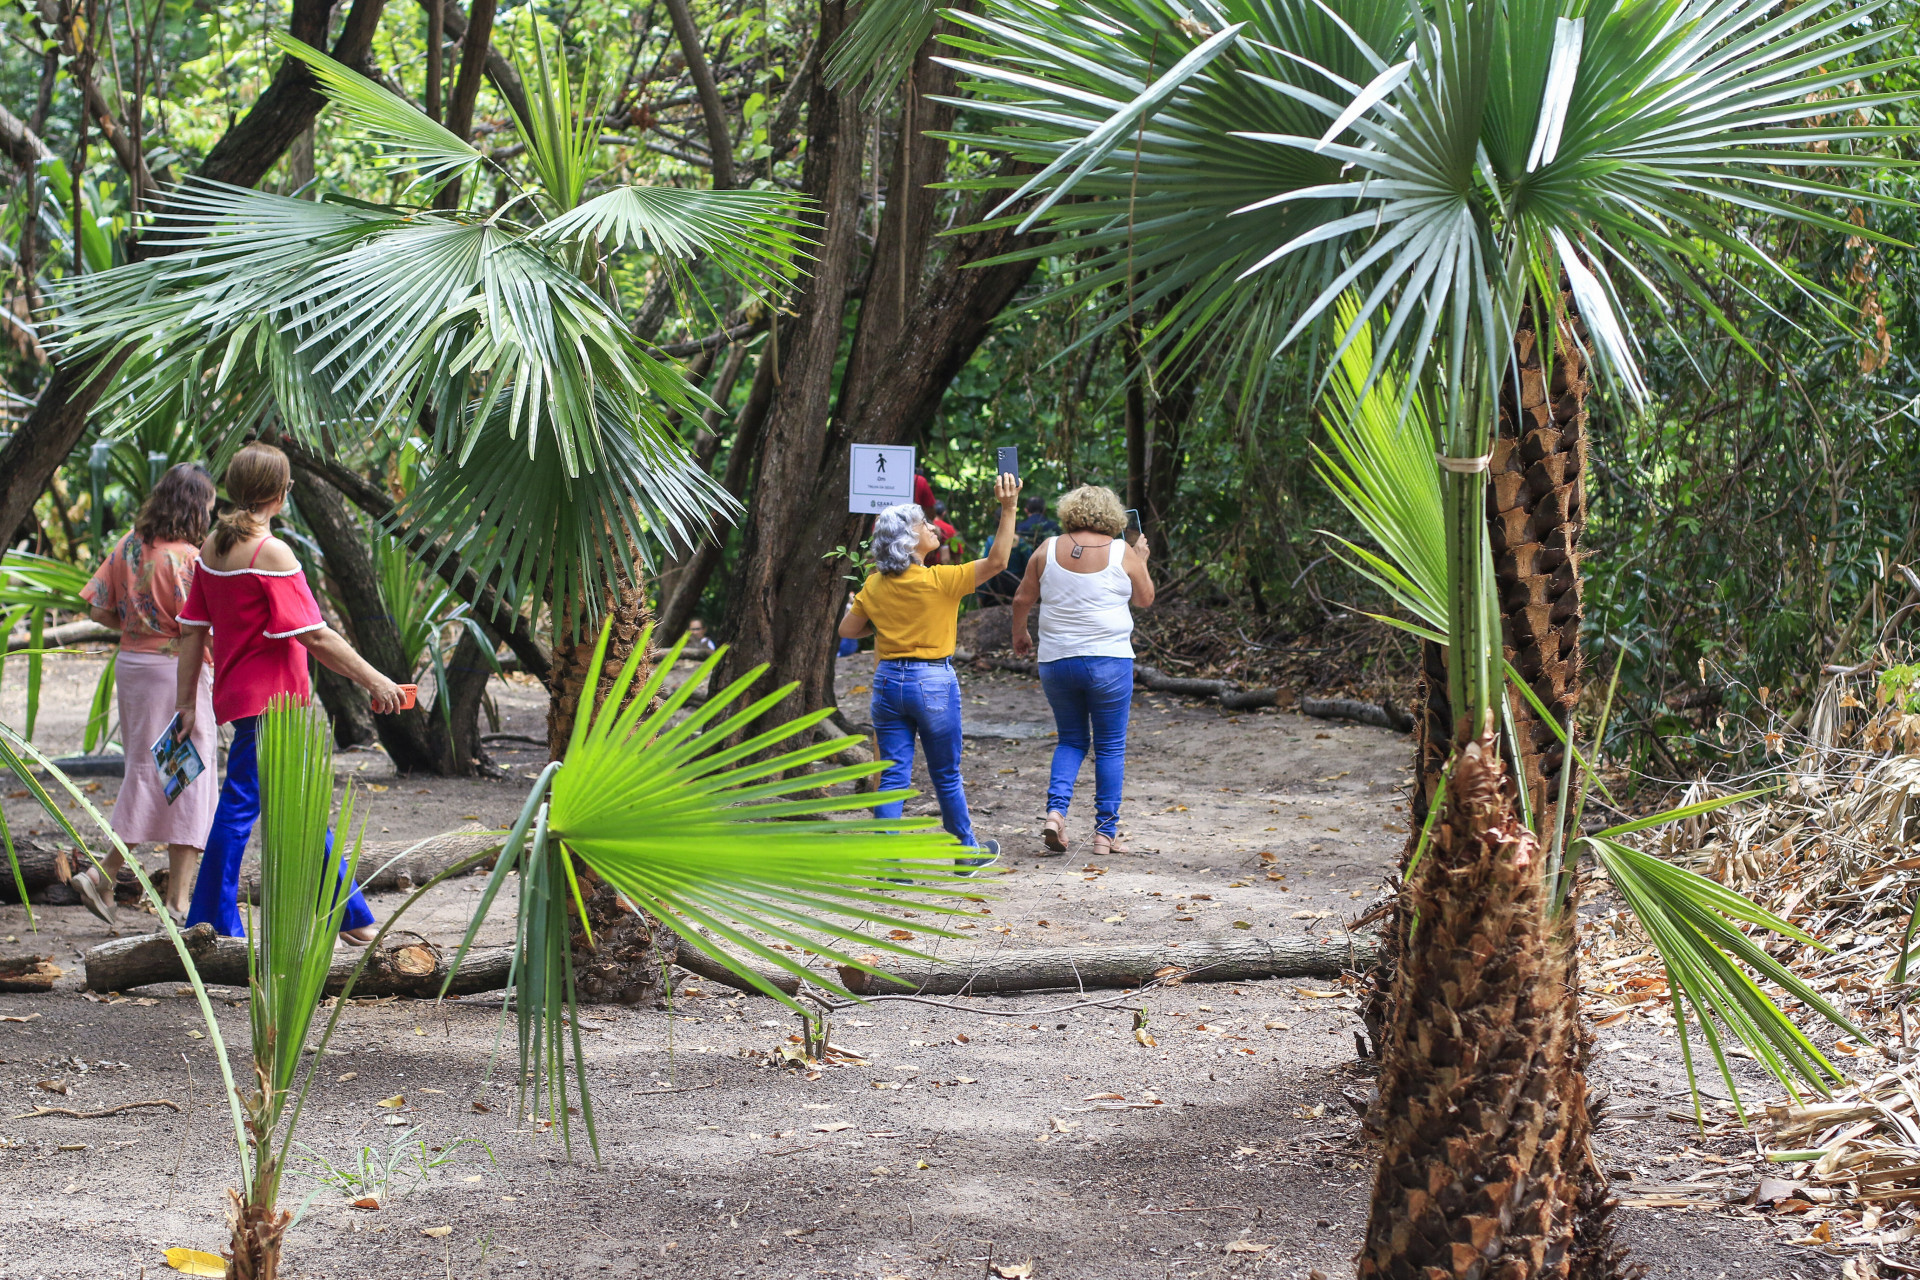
[445,623,978,1157]
[47,39,810,632]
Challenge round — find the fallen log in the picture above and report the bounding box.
[3,830,502,905]
[6,619,118,652]
[353,829,504,894]
[83,922,515,996]
[0,954,63,993]
[1300,696,1412,733]
[675,932,1378,999]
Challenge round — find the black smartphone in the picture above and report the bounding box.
[997,446,1019,477]
[1125,508,1142,541]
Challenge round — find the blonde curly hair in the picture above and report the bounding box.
[1055,485,1126,538]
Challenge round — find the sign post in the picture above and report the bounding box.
[848,444,915,514]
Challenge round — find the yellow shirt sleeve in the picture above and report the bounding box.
[932,563,974,600]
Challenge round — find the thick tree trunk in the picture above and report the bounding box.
[1359,733,1583,1280]
[546,578,653,757]
[715,14,1041,729]
[0,0,393,553]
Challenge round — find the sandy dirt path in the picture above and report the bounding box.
[0,649,1823,1278]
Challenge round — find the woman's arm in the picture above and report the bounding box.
[972,472,1025,585]
[172,628,207,740]
[88,606,120,630]
[1124,538,1156,608]
[1010,549,1045,657]
[838,606,874,640]
[297,628,405,713]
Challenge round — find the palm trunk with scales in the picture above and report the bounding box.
[545,576,680,1005]
[1359,732,1586,1280]
[1363,295,1624,1278]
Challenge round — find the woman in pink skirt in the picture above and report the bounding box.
[71,464,220,924]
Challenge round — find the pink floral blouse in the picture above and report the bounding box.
[81,533,202,657]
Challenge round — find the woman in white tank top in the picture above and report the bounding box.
[1010,485,1156,857]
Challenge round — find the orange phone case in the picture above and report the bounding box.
[396,684,418,710]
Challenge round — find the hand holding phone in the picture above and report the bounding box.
[1124,508,1143,545]
[996,446,1019,478]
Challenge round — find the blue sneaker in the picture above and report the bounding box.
[956,838,1000,876]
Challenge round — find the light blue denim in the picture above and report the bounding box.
[1038,655,1134,839]
[869,659,979,849]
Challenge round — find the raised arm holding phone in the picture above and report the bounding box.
[1009,486,1156,857]
[839,471,1023,873]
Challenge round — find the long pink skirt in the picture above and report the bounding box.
[110,651,217,849]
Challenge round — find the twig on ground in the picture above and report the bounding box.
[13,1098,181,1120]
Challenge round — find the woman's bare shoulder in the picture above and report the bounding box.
[250,537,301,572]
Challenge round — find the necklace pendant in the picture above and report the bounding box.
[1070,545,1083,559]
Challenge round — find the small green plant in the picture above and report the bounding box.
[826,542,878,589]
[1879,665,1920,713]
[294,1128,495,1205]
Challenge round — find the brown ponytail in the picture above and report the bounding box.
[211,442,291,556]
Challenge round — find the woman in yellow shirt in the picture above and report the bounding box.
[840,472,1022,871]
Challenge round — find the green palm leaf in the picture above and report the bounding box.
[826,0,942,109]
[271,32,484,195]
[533,186,813,303]
[444,622,978,1157]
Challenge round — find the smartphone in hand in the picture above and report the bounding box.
[1125,508,1143,543]
[997,446,1019,478]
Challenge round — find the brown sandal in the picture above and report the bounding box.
[1091,833,1129,857]
[71,867,118,925]
[1042,812,1068,855]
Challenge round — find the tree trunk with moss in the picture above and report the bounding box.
[1359,733,1586,1280]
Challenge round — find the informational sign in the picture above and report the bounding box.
[848,444,916,514]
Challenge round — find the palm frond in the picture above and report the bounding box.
[533,186,813,302]
[1586,834,1861,1121]
[271,32,484,195]
[445,622,980,1156]
[826,0,940,109]
[506,20,609,215]
[394,390,737,639]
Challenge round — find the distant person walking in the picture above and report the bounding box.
[1011,485,1155,857]
[70,464,221,925]
[839,473,1023,873]
[174,442,405,941]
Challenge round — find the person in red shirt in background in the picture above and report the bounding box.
[914,469,936,514]
[929,501,961,565]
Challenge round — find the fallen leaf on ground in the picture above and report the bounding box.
[887,929,914,941]
[1050,1116,1081,1133]
[162,1247,226,1276]
[1226,1240,1271,1253]
[812,1122,852,1133]
[0,1013,40,1023]
[1291,910,1333,920]
[34,1079,67,1094]
[1294,987,1343,998]
[185,1030,203,1039]
[1232,920,1253,929]
[1084,1092,1124,1101]
[351,1197,380,1210]
[471,1100,491,1113]
[336,1071,357,1082]
[376,1094,405,1108]
[421,1225,452,1238]
[993,1260,1035,1279]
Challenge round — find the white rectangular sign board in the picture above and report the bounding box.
[848,444,915,514]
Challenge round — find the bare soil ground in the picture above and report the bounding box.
[0,648,1826,1279]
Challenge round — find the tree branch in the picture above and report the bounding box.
[424,0,531,129]
[663,0,736,191]
[0,103,52,171]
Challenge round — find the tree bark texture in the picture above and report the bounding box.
[715,11,1042,732]
[546,577,653,757]
[1358,734,1586,1280]
[288,467,493,775]
[0,0,393,557]
[1491,298,1589,831]
[85,922,516,995]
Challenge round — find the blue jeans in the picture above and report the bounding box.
[186,716,376,938]
[1038,656,1134,838]
[870,659,978,849]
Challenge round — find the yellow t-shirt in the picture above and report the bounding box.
[851,564,975,660]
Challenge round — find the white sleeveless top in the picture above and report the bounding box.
[1035,536,1135,662]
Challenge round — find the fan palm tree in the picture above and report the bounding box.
[931,0,1910,1273]
[43,25,811,737]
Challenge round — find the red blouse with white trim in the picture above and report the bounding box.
[177,548,326,724]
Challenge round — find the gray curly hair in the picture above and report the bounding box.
[870,503,926,575]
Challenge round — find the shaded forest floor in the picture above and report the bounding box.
[0,649,1835,1279]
